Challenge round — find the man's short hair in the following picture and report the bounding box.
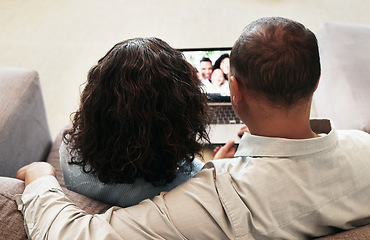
[230,17,321,107]
[200,57,212,64]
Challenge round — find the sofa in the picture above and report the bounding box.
[1,21,370,239]
[0,67,112,240]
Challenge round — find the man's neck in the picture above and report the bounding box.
[241,101,319,139]
[248,116,319,139]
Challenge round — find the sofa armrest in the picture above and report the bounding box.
[0,177,27,240]
[0,67,52,177]
[0,130,110,240]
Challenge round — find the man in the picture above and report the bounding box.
[198,57,214,93]
[16,17,370,239]
[199,57,213,81]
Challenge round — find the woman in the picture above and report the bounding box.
[213,53,230,80]
[60,37,210,207]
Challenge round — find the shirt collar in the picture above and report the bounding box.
[235,119,338,157]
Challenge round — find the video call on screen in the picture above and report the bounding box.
[181,49,231,98]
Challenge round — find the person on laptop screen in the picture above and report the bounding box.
[182,49,231,96]
[207,68,229,96]
[199,57,213,81]
[180,48,243,143]
[213,53,230,80]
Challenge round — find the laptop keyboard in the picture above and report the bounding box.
[210,105,242,124]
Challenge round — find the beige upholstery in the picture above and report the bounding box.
[0,177,26,240]
[317,225,370,240]
[0,67,52,177]
[0,133,111,240]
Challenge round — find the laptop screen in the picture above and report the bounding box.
[179,48,231,102]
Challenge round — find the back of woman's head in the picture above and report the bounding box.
[64,37,210,185]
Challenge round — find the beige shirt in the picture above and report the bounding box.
[15,120,370,239]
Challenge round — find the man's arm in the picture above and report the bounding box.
[15,162,231,239]
[16,163,122,239]
[16,162,56,187]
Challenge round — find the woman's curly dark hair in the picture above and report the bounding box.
[63,37,210,185]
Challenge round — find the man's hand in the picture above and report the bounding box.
[213,125,250,160]
[238,125,250,137]
[16,162,56,187]
[213,141,237,159]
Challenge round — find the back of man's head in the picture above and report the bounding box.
[230,17,321,107]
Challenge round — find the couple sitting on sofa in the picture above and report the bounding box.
[14,17,370,239]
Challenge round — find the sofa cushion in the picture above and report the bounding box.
[317,224,370,239]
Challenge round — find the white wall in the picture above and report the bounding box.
[1,0,369,137]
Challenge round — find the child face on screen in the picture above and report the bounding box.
[211,69,226,87]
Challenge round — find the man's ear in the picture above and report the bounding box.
[230,76,242,105]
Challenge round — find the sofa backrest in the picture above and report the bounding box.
[0,67,52,177]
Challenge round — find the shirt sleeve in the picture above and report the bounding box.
[15,169,233,240]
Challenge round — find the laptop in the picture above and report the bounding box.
[179,47,245,144]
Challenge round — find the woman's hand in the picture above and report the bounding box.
[16,162,56,187]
